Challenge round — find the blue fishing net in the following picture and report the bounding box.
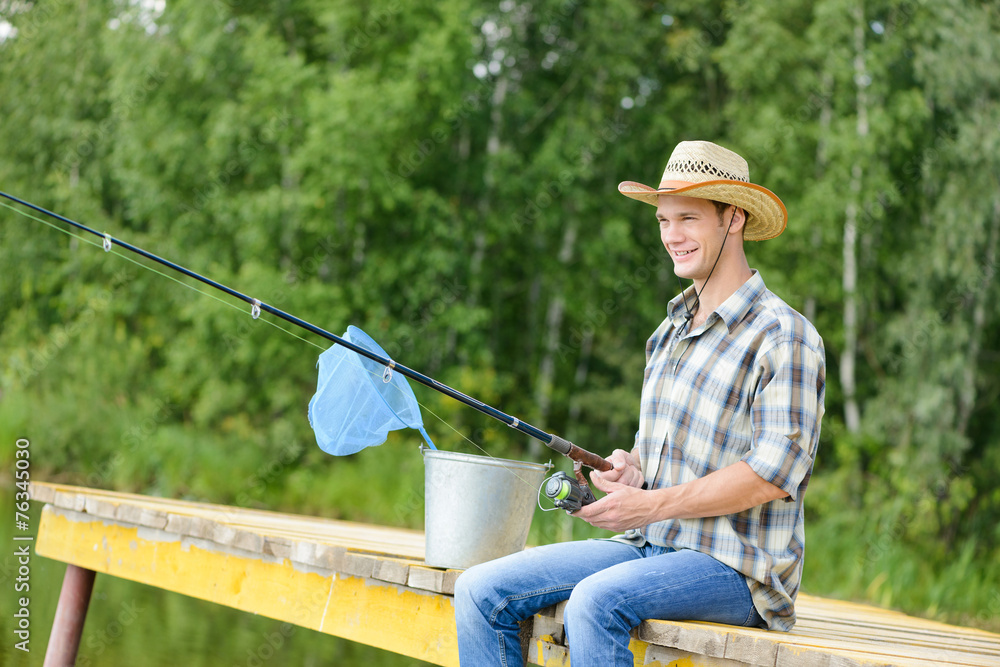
[308,326,436,455]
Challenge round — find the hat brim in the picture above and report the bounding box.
[618,179,787,241]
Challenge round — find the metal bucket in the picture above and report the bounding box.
[422,448,551,570]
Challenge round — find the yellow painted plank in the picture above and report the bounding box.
[530,637,571,666]
[320,575,458,663]
[35,506,459,666]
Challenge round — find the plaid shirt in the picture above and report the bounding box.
[633,270,825,631]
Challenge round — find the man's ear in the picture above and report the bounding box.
[728,207,748,236]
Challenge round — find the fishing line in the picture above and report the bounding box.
[1,195,545,490]
[0,198,325,351]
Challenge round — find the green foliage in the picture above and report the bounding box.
[1,2,999,658]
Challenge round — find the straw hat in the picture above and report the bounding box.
[618,141,787,241]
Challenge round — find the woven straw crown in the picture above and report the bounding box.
[618,141,787,241]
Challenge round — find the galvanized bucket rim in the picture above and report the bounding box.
[420,446,552,473]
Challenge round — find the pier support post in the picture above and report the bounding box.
[44,564,96,667]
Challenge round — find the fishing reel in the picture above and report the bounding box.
[543,470,596,512]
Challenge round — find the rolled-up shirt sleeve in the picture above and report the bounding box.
[743,336,826,502]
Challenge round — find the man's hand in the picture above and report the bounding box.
[572,474,656,532]
[594,448,644,488]
[574,461,790,532]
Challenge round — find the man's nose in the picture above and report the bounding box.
[660,222,684,244]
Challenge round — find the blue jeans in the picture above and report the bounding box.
[454,539,763,667]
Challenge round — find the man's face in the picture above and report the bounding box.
[656,194,732,282]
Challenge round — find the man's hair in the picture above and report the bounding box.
[711,200,733,219]
[711,200,746,236]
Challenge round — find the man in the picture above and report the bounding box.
[454,140,826,666]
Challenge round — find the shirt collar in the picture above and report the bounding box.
[666,270,766,334]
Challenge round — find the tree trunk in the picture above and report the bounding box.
[957,195,1000,435]
[806,71,834,325]
[530,218,578,457]
[461,75,508,366]
[841,3,868,435]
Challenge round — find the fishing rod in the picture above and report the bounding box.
[2,191,611,473]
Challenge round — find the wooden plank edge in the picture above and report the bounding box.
[638,618,998,667]
[29,482,428,561]
[372,558,412,586]
[527,637,570,666]
[28,481,56,504]
[788,623,1000,655]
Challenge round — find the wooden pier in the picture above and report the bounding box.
[30,482,1000,666]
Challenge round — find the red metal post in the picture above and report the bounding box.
[44,564,97,667]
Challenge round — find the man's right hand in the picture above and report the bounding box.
[594,448,644,488]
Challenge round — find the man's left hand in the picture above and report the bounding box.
[572,473,657,531]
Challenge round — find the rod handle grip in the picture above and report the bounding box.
[547,435,613,472]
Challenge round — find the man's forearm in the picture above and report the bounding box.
[648,461,787,520]
[578,460,788,532]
